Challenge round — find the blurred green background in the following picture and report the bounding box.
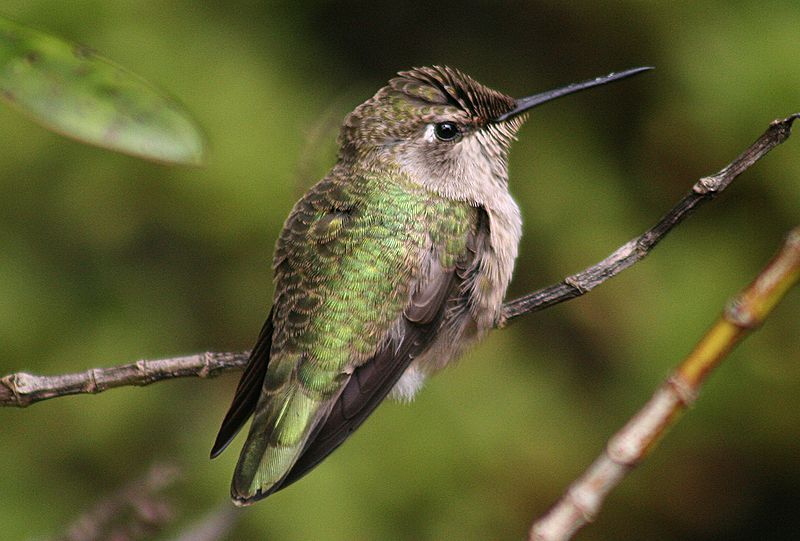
[1,2,799,540]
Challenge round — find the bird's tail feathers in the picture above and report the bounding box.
[230,383,328,505]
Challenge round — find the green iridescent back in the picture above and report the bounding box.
[231,165,477,499]
[273,165,474,366]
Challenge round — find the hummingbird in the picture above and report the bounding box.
[210,65,651,505]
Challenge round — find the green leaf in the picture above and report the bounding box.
[0,15,205,165]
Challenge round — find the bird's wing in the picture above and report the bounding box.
[281,207,489,488]
[281,254,460,489]
[213,172,482,505]
[209,308,274,458]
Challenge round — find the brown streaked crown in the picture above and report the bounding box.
[338,66,516,159]
[390,66,515,122]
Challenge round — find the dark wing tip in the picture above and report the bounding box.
[210,434,231,459]
[210,309,275,460]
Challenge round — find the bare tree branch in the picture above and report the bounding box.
[0,351,248,407]
[43,462,240,541]
[1,114,798,408]
[51,463,182,541]
[529,226,800,541]
[501,112,800,323]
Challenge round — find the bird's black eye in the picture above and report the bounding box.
[434,122,460,141]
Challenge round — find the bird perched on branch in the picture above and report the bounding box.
[210,65,650,505]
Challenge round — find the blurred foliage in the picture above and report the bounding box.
[1,2,799,540]
[0,15,205,165]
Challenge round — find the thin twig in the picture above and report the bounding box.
[500,113,800,324]
[0,114,797,408]
[0,351,248,407]
[529,226,800,541]
[51,463,182,541]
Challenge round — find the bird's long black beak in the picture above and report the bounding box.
[492,66,653,123]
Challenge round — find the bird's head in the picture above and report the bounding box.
[338,65,651,201]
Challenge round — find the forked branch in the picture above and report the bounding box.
[1,114,798,408]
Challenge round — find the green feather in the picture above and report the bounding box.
[231,166,474,502]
